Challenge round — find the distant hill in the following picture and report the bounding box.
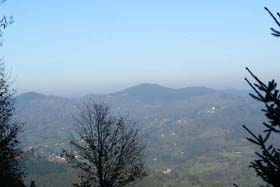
[15,84,264,187]
[106,84,215,103]
[16,92,47,102]
[118,83,175,94]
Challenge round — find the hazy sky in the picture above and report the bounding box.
[1,0,280,96]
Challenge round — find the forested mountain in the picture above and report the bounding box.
[15,84,264,187]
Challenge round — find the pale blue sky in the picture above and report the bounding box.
[1,0,280,96]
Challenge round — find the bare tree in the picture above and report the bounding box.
[63,102,147,187]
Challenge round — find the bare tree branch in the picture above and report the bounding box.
[63,102,147,187]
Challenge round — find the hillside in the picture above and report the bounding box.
[15,84,264,187]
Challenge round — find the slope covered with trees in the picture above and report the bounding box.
[14,85,266,187]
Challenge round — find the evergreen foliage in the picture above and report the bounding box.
[0,63,24,186]
[29,181,37,187]
[0,0,13,46]
[265,6,280,37]
[234,3,280,187]
[237,68,280,187]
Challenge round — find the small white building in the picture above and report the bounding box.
[163,168,172,175]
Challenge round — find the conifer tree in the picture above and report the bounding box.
[264,6,280,37]
[0,1,24,186]
[29,181,37,187]
[0,63,24,186]
[239,68,280,187]
[234,4,280,187]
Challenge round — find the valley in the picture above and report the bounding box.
[15,84,264,187]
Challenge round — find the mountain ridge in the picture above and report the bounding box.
[15,83,249,99]
[14,83,263,187]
